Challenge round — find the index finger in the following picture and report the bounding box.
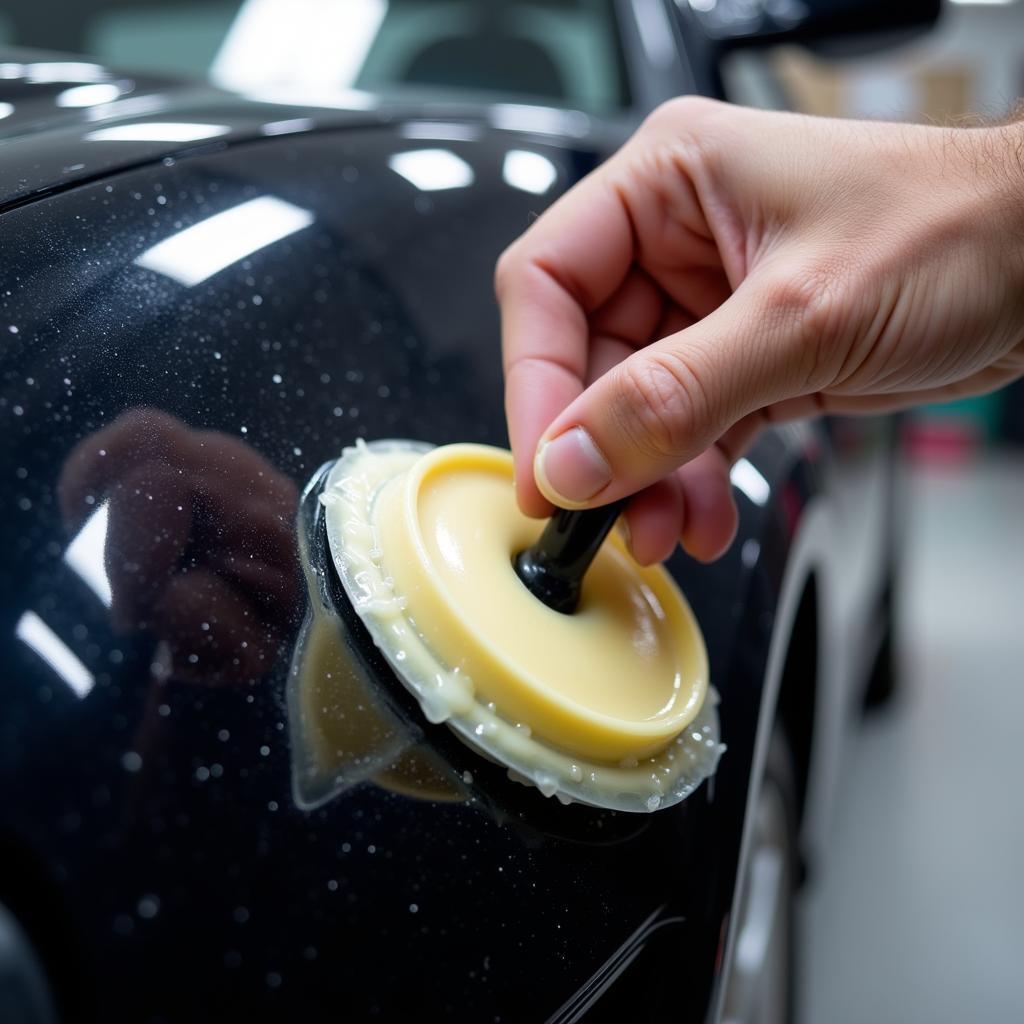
[495,158,636,516]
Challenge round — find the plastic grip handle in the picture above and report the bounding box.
[513,499,628,614]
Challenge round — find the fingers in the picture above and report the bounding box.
[504,356,580,518]
[620,478,684,566]
[496,105,750,517]
[532,275,804,507]
[675,446,739,562]
[621,445,739,566]
[588,269,665,349]
[497,155,646,516]
[585,335,635,386]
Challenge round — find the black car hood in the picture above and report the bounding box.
[0,54,799,1024]
[0,49,622,214]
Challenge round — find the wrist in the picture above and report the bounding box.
[955,120,1024,288]
[990,119,1024,285]
[988,113,1024,196]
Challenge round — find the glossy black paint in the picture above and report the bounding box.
[0,55,631,216]
[0,97,820,1021]
[0,0,919,1009]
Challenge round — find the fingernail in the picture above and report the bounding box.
[534,427,612,507]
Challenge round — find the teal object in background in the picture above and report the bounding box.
[913,392,1004,442]
[88,3,240,78]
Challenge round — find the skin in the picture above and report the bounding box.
[496,98,1024,565]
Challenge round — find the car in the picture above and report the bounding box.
[0,2,938,1022]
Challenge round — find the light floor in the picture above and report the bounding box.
[800,452,1024,1024]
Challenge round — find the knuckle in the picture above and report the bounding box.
[612,352,708,460]
[758,261,851,391]
[763,263,842,339]
[493,246,518,300]
[639,97,727,170]
[642,95,719,136]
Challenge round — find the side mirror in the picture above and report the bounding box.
[682,0,941,51]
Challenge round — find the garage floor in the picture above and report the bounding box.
[799,451,1024,1023]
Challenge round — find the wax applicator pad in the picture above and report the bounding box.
[322,440,723,812]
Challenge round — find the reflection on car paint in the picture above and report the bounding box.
[58,408,299,683]
[288,464,466,810]
[388,148,476,192]
[86,122,232,143]
[135,195,314,286]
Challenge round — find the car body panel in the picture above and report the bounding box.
[0,52,637,216]
[0,15,899,1016]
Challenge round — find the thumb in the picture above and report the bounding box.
[532,274,821,507]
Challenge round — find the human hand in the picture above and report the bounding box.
[497,98,1024,564]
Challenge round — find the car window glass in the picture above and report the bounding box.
[6,0,631,113]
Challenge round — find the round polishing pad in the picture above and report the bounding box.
[322,440,724,812]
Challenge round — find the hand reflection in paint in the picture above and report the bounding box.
[59,408,299,683]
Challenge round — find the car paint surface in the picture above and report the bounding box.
[0,86,827,1019]
[0,9,906,1013]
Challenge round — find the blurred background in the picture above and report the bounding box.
[2,1,1022,1021]
[725,8,1024,1022]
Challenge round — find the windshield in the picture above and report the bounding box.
[1,0,631,113]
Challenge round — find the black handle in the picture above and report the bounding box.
[513,499,628,615]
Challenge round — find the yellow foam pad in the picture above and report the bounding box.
[371,444,707,762]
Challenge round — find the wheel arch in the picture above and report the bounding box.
[710,488,835,1023]
[774,573,820,873]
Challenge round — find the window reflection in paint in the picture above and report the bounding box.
[86,122,230,143]
[502,149,557,195]
[64,502,112,607]
[56,82,126,108]
[16,612,95,698]
[135,195,314,286]
[388,149,474,192]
